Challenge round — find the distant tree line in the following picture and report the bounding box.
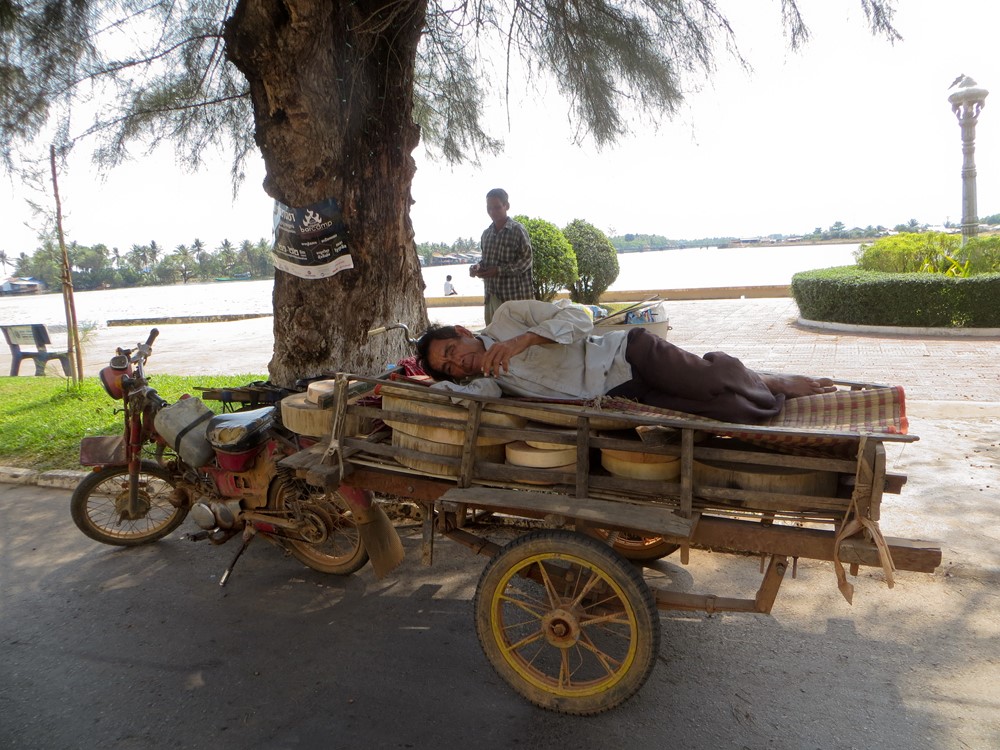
[415,217,1000,260]
[6,236,275,290]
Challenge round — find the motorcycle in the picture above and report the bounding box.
[71,328,370,584]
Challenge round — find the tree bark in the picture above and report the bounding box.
[225,0,429,386]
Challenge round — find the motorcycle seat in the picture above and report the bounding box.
[207,406,276,451]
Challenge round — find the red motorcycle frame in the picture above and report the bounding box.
[72,328,370,583]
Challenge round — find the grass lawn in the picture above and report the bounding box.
[0,374,266,471]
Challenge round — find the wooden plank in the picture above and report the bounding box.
[853,439,876,519]
[754,555,788,614]
[278,442,329,470]
[842,472,907,495]
[475,461,578,486]
[440,487,694,539]
[836,535,941,572]
[870,442,886,522]
[458,400,483,488]
[691,516,941,573]
[315,378,379,409]
[304,461,346,489]
[653,589,758,613]
[344,468,451,502]
[575,416,590,499]
[695,485,850,513]
[680,429,694,517]
[693,445,858,474]
[421,501,435,566]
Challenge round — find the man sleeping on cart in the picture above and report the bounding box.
[416,299,837,423]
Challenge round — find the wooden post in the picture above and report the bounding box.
[49,146,83,384]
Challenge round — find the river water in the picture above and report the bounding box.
[1,243,859,327]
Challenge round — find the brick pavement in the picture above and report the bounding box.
[3,297,998,406]
[659,298,1000,406]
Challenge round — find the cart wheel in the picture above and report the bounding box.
[474,529,660,715]
[582,527,680,562]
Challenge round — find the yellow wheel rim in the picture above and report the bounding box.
[488,551,639,698]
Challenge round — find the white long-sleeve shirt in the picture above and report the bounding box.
[434,300,633,400]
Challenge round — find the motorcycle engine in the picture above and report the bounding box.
[190,500,242,530]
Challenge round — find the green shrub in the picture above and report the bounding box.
[962,235,1000,273]
[564,219,619,305]
[791,266,1000,327]
[514,215,578,301]
[854,232,962,273]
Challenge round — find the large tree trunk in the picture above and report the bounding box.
[225,0,429,386]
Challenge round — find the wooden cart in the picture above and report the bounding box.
[281,372,942,715]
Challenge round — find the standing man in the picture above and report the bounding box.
[470,188,533,324]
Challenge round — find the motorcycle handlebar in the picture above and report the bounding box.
[134,328,159,362]
[368,323,419,348]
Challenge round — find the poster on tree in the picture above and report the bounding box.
[271,197,353,278]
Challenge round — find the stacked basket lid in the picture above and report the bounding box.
[280,380,341,437]
[380,383,524,477]
[380,383,692,484]
[504,429,577,485]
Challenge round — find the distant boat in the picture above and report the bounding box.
[214,272,252,282]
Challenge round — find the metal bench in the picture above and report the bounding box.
[1,324,72,376]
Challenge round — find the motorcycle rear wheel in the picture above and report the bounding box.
[71,462,187,546]
[268,480,369,575]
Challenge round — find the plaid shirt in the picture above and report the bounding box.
[480,217,534,302]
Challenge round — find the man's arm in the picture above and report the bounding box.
[481,300,594,376]
[480,331,552,377]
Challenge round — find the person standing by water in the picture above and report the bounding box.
[444,275,458,296]
[470,188,533,324]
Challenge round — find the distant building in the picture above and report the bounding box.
[0,277,46,295]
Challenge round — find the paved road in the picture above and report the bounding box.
[1,482,997,750]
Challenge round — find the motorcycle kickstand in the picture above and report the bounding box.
[219,526,257,587]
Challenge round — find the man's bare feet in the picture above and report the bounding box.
[760,374,837,399]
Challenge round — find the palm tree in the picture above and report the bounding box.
[174,244,195,283]
[127,243,148,273]
[239,240,254,277]
[0,250,10,277]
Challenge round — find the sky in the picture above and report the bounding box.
[4,0,1000,258]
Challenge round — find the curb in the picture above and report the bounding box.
[0,466,88,489]
[798,317,1000,338]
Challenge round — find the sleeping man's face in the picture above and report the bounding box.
[426,326,487,380]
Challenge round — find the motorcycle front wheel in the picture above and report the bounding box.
[71,462,187,546]
[267,480,369,575]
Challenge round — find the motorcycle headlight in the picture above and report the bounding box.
[99,365,131,400]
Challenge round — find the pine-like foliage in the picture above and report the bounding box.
[1,1,900,175]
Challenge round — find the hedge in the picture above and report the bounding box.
[791,266,1000,327]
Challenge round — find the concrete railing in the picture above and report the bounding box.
[424,285,790,308]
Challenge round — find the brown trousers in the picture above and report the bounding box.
[605,328,784,423]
